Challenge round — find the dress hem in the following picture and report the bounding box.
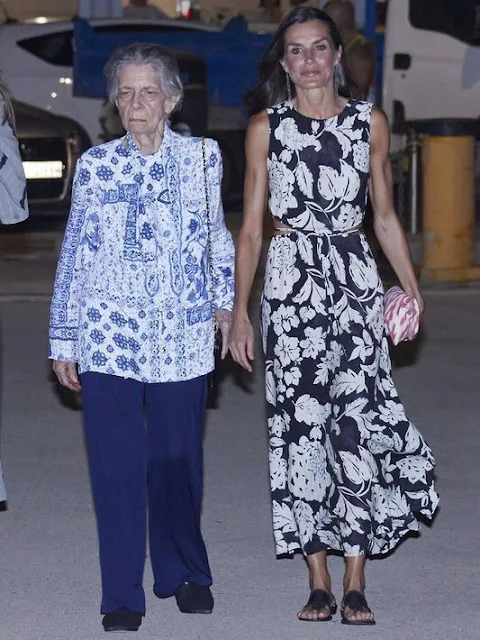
[274,515,427,559]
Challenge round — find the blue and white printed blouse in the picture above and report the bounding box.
[49,126,235,383]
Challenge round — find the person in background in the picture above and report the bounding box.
[0,76,28,227]
[259,0,283,23]
[290,0,322,9]
[0,72,29,509]
[322,0,366,29]
[324,0,375,100]
[49,43,234,632]
[123,0,169,19]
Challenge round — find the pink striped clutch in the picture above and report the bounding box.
[384,286,420,345]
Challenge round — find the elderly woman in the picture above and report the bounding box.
[49,43,235,632]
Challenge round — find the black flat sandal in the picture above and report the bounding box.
[341,590,376,626]
[298,589,337,622]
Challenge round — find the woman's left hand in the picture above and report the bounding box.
[215,309,233,359]
[404,286,425,316]
[414,291,425,316]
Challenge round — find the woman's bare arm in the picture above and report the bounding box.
[369,106,424,313]
[229,110,270,371]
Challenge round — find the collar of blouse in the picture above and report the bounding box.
[124,122,173,162]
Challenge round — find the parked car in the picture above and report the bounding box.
[0,17,220,145]
[13,99,88,211]
[0,17,249,202]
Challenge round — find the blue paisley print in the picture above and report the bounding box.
[49,126,235,382]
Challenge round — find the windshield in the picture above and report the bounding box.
[409,0,480,46]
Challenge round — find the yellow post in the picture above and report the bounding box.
[421,133,480,283]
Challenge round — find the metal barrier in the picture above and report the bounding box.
[393,128,480,238]
[391,133,422,235]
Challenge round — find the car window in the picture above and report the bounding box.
[409,0,480,46]
[18,31,73,66]
[94,24,204,35]
[17,23,211,68]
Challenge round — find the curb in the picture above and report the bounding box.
[0,294,52,303]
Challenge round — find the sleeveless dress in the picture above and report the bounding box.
[262,100,439,557]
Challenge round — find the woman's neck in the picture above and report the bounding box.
[293,88,347,120]
[130,127,164,155]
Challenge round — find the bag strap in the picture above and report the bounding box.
[201,137,215,317]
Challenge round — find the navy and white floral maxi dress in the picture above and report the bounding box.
[261,100,439,557]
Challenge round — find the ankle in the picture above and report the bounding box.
[310,573,332,592]
[343,576,365,595]
[343,584,365,597]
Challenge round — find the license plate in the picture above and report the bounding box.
[22,161,63,180]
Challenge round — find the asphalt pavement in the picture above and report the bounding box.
[0,216,480,640]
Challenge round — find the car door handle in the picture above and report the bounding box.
[394,53,411,70]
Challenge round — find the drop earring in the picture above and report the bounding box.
[334,64,345,96]
[285,70,293,107]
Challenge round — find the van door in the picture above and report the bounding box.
[383,0,480,125]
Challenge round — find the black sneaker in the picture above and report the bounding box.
[102,609,143,632]
[174,582,214,614]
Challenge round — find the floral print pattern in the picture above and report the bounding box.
[263,100,438,557]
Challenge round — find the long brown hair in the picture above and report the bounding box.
[244,6,355,116]
[0,72,16,131]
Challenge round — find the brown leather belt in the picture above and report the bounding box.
[272,222,364,237]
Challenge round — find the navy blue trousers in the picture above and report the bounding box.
[81,372,212,615]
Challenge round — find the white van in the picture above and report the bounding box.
[382,0,480,126]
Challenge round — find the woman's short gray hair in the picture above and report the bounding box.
[104,42,183,110]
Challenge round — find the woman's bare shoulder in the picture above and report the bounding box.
[248,110,270,134]
[370,106,390,133]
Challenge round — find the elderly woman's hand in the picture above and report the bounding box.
[215,310,233,359]
[228,313,255,373]
[53,360,81,392]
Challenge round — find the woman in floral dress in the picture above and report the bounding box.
[229,6,438,625]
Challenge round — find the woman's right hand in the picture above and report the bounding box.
[229,314,255,372]
[53,360,81,392]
